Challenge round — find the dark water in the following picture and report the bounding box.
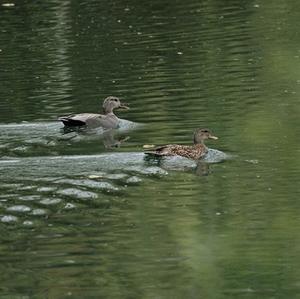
[1,0,300,298]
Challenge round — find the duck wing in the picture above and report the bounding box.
[59,113,108,127]
[145,144,207,159]
[144,144,178,156]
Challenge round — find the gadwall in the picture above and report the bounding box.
[59,96,129,129]
[144,128,218,160]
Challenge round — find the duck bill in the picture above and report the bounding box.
[119,102,130,110]
[209,135,218,140]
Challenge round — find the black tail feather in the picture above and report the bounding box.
[144,150,166,156]
[59,117,86,127]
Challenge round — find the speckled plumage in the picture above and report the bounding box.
[145,128,218,160]
[147,144,208,159]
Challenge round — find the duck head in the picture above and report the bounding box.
[102,96,129,113]
[194,128,218,144]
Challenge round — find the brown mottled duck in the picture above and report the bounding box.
[59,96,129,129]
[145,128,218,160]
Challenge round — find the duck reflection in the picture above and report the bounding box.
[59,127,129,148]
[195,161,210,176]
[102,129,129,148]
[143,155,211,176]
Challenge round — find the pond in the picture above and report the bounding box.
[0,0,299,298]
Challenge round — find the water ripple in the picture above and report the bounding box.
[6,205,31,213]
[56,188,98,200]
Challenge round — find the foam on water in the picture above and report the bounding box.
[0,120,141,155]
[0,150,229,223]
[0,149,229,179]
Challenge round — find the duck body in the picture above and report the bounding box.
[59,112,120,129]
[145,128,218,160]
[146,144,208,160]
[59,96,129,129]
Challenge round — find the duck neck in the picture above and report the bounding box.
[103,107,115,115]
[194,136,204,146]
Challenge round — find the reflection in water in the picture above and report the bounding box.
[144,147,228,175]
[60,126,130,148]
[0,118,138,157]
[195,161,210,176]
[102,129,130,148]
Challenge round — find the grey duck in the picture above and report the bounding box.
[59,96,129,129]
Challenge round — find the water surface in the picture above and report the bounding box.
[0,0,300,298]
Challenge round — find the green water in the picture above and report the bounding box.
[0,0,300,298]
